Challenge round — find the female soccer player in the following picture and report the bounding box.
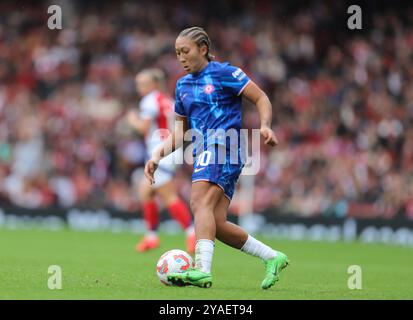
[144,27,289,289]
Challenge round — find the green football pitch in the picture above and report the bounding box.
[0,228,412,300]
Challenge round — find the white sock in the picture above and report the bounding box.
[241,235,278,260]
[195,239,214,273]
[146,231,158,239]
[185,225,194,237]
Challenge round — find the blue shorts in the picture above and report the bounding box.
[192,145,244,200]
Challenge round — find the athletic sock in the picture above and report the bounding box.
[142,200,159,231]
[146,230,158,239]
[167,199,192,229]
[195,239,214,274]
[240,235,278,260]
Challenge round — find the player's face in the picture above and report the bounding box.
[175,36,208,74]
[135,73,155,96]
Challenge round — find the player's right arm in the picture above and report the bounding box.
[127,94,158,136]
[126,110,151,136]
[144,114,188,184]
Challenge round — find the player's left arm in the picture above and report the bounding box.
[241,81,278,147]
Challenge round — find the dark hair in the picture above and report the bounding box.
[178,26,215,61]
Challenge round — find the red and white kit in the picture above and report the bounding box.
[136,90,182,187]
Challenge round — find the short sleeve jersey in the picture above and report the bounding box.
[174,61,250,154]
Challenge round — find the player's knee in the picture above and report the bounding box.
[158,190,178,206]
[190,197,211,215]
[190,183,221,214]
[189,198,200,214]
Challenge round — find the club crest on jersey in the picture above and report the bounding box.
[203,84,215,94]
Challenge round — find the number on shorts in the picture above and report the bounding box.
[196,151,212,167]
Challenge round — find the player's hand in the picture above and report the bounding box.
[144,158,159,185]
[260,125,278,147]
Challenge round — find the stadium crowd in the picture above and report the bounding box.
[0,0,412,219]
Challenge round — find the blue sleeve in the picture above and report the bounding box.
[220,64,251,96]
[174,84,186,117]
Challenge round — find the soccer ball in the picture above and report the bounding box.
[156,249,194,285]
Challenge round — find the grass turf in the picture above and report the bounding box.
[0,228,412,300]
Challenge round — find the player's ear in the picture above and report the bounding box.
[199,44,208,58]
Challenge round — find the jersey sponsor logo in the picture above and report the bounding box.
[203,84,215,94]
[237,73,246,81]
[232,68,246,81]
[232,68,242,78]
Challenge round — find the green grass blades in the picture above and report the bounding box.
[0,228,412,299]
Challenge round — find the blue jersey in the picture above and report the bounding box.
[174,61,251,200]
[174,61,250,157]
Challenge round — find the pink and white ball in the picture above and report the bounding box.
[156,249,194,285]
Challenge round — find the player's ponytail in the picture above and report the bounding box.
[178,26,215,61]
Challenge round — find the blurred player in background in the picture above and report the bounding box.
[127,68,195,254]
[144,27,289,289]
